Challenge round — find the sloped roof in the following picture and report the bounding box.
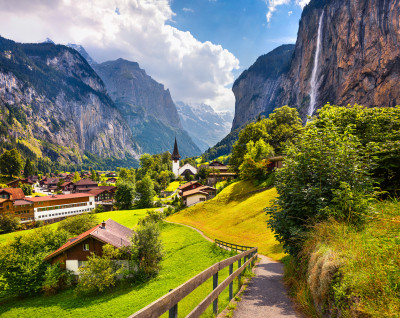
[178,181,203,191]
[182,188,208,198]
[13,199,34,206]
[73,179,98,186]
[25,193,92,202]
[44,219,134,261]
[171,137,181,160]
[88,188,109,196]
[99,186,117,192]
[0,188,25,200]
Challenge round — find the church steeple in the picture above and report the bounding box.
[171,137,181,161]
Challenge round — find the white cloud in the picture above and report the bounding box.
[265,0,311,22]
[182,7,194,13]
[288,10,293,16]
[0,0,239,111]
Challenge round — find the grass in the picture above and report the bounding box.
[284,200,400,317]
[0,222,237,318]
[165,181,181,192]
[168,181,285,261]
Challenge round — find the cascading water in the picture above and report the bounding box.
[308,11,324,119]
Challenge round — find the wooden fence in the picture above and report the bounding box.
[129,240,258,318]
[215,239,254,252]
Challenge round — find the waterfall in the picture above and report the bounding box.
[308,11,324,119]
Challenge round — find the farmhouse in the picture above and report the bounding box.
[181,186,217,207]
[44,219,134,275]
[6,178,34,188]
[178,181,203,196]
[0,188,25,200]
[72,179,98,193]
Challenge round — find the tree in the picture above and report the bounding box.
[266,123,373,255]
[130,219,163,278]
[72,171,81,183]
[19,183,32,195]
[135,175,155,209]
[23,158,34,178]
[0,149,23,178]
[0,214,20,233]
[57,213,98,236]
[239,139,274,181]
[115,180,135,210]
[76,244,124,294]
[90,168,98,182]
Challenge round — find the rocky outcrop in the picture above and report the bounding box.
[0,36,139,164]
[176,101,233,152]
[231,44,295,130]
[93,59,201,157]
[280,0,400,118]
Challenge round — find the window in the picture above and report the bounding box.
[200,198,206,201]
[83,243,89,251]
[78,260,87,268]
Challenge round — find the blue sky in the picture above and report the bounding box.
[0,0,309,111]
[168,0,304,77]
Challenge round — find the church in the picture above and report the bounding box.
[171,138,197,178]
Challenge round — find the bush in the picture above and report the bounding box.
[266,123,373,255]
[0,214,20,233]
[115,180,135,210]
[57,213,98,236]
[19,183,32,195]
[42,263,74,295]
[76,244,125,294]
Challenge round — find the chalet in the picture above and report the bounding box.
[106,172,117,178]
[209,161,229,172]
[40,177,59,190]
[12,200,34,223]
[72,179,98,193]
[178,181,203,196]
[28,176,39,184]
[6,178,34,188]
[107,177,117,183]
[88,188,114,204]
[206,162,237,186]
[99,185,117,194]
[0,188,25,200]
[44,219,134,275]
[181,186,216,207]
[178,163,197,178]
[25,193,95,223]
[59,181,73,193]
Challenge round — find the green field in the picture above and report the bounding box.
[0,209,243,317]
[169,181,285,260]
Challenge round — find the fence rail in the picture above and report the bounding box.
[129,240,258,318]
[215,239,253,252]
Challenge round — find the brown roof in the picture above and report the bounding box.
[74,179,98,186]
[198,185,216,191]
[0,188,25,200]
[268,156,284,161]
[60,181,73,187]
[99,186,116,191]
[7,178,34,185]
[178,181,203,191]
[88,188,109,196]
[13,200,34,206]
[182,188,208,197]
[25,193,92,202]
[44,219,134,261]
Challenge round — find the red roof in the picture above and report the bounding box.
[60,181,73,187]
[13,199,34,206]
[88,188,109,196]
[0,188,25,200]
[44,219,134,261]
[25,193,92,202]
[73,179,98,186]
[178,181,203,191]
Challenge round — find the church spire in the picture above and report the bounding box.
[171,137,181,160]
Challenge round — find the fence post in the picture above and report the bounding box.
[168,289,177,318]
[229,263,233,301]
[213,271,219,315]
[247,253,251,271]
[238,258,242,287]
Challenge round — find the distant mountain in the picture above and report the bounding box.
[67,43,97,66]
[0,36,139,168]
[176,102,233,152]
[92,59,201,157]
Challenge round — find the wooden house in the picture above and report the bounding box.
[6,178,34,188]
[72,179,98,193]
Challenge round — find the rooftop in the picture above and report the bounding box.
[0,188,25,200]
[25,193,92,202]
[73,179,98,186]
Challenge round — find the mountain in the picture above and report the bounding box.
[67,44,97,66]
[175,102,233,152]
[231,44,295,130]
[92,59,201,157]
[0,36,139,168]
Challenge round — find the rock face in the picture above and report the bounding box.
[175,101,233,152]
[231,44,295,130]
[0,36,139,165]
[231,0,400,127]
[93,59,201,157]
[280,0,400,118]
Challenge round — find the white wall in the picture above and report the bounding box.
[186,193,207,207]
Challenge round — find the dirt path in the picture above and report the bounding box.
[164,220,300,318]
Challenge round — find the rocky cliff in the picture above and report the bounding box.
[93,59,201,157]
[176,102,233,152]
[231,0,400,127]
[231,44,295,130]
[0,36,139,166]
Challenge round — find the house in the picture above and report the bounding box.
[178,163,197,178]
[25,193,95,223]
[178,181,203,196]
[0,188,25,200]
[72,179,98,193]
[12,200,35,223]
[6,178,34,188]
[268,156,284,169]
[99,185,117,193]
[44,219,134,275]
[40,177,59,190]
[206,161,237,186]
[107,177,117,183]
[59,181,73,193]
[88,188,115,204]
[181,185,217,207]
[106,172,117,177]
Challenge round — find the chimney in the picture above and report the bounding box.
[101,220,106,229]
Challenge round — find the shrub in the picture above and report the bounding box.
[42,263,74,295]
[115,180,135,210]
[57,213,98,236]
[19,183,32,195]
[0,214,20,233]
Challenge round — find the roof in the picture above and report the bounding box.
[209,161,226,167]
[7,178,34,185]
[182,188,208,197]
[171,137,181,160]
[268,156,284,161]
[25,193,92,202]
[73,179,98,186]
[47,178,60,184]
[208,172,237,176]
[178,181,203,191]
[13,200,34,206]
[99,186,116,191]
[44,219,134,261]
[198,185,216,192]
[0,188,25,200]
[60,181,73,187]
[88,188,110,196]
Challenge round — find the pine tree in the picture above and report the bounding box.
[23,158,34,178]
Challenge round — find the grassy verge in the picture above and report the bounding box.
[168,181,285,260]
[284,200,400,317]
[165,181,181,192]
[0,222,236,318]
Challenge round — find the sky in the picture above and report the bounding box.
[0,0,310,112]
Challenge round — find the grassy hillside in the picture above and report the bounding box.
[168,181,285,260]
